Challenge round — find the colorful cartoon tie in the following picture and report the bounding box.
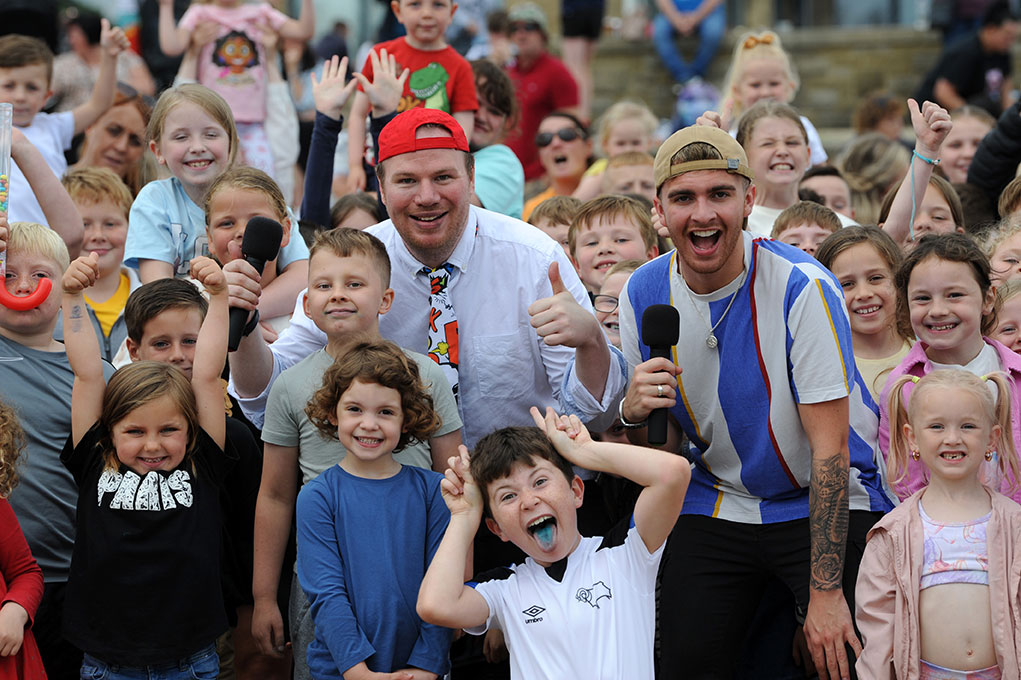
[421,264,459,401]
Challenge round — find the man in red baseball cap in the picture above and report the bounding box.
[232,104,625,451]
[373,107,477,270]
[365,107,621,448]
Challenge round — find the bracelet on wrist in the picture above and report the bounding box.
[618,397,648,429]
[913,149,940,166]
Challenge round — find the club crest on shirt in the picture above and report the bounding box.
[97,468,193,510]
[576,581,612,608]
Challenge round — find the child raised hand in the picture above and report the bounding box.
[439,445,484,521]
[346,48,409,192]
[71,19,130,137]
[352,48,409,119]
[187,256,229,449]
[310,54,358,121]
[62,252,108,446]
[910,97,953,161]
[529,405,591,451]
[190,255,227,297]
[99,17,130,59]
[881,98,953,246]
[61,252,101,297]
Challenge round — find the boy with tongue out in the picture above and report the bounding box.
[417,407,689,680]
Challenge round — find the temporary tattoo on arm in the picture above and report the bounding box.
[809,452,848,592]
[70,304,83,333]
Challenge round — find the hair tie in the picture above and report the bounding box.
[743,34,775,50]
[909,376,921,383]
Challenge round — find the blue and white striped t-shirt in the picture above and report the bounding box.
[620,233,896,524]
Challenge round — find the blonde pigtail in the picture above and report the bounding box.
[986,372,1021,492]
[885,375,919,489]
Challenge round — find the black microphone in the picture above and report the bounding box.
[641,304,680,447]
[227,216,284,351]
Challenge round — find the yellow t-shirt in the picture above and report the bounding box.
[84,272,130,338]
[583,158,608,177]
[856,340,913,404]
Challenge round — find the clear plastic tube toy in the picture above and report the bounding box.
[0,103,53,311]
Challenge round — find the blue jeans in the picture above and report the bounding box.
[652,5,726,83]
[80,644,219,680]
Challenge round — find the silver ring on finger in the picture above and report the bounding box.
[657,384,664,398]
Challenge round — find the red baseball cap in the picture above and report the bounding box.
[377,108,470,162]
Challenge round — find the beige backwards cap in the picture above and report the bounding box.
[653,125,755,190]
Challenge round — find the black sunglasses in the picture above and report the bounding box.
[535,128,585,148]
[116,80,156,109]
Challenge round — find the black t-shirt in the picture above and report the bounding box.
[61,422,234,665]
[916,34,1011,109]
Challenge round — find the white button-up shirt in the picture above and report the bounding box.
[232,206,625,447]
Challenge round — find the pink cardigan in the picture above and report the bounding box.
[855,489,1021,680]
[877,338,1021,503]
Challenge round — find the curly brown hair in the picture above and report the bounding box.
[0,399,26,498]
[305,340,441,453]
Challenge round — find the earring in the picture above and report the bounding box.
[985,450,994,462]
[910,449,920,461]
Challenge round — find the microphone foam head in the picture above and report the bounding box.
[641,304,680,347]
[241,216,284,262]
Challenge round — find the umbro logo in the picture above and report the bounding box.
[522,605,545,623]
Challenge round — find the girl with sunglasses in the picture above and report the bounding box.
[522,111,593,221]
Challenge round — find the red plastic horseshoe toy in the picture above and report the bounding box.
[0,277,52,310]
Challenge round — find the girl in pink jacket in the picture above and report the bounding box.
[857,369,1021,680]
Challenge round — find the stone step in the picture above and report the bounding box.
[590,27,945,129]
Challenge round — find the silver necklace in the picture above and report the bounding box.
[682,270,746,349]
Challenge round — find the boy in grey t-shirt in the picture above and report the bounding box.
[241,229,463,674]
[0,221,113,679]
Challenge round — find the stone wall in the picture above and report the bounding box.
[591,28,946,128]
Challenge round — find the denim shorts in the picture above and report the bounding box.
[80,643,219,680]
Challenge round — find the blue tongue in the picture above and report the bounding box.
[535,522,555,551]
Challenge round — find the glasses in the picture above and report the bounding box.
[510,21,541,33]
[535,128,585,148]
[593,294,618,314]
[115,80,156,109]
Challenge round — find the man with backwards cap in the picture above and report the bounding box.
[230,105,623,448]
[569,124,896,678]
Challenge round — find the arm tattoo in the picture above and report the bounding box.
[809,452,849,592]
[70,304,83,333]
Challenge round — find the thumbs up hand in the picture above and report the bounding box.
[528,261,603,348]
[62,252,100,295]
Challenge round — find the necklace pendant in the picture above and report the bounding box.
[706,333,718,349]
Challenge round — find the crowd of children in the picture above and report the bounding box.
[5,0,1021,679]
